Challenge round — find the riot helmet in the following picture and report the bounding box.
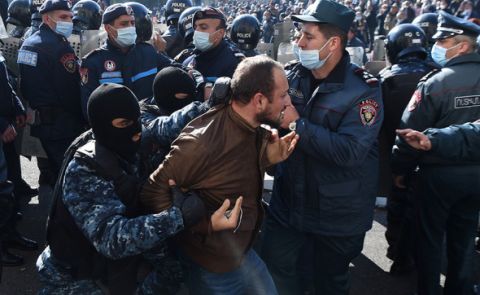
[385,23,427,64]
[178,6,201,45]
[7,0,31,27]
[165,0,192,26]
[125,2,153,42]
[230,14,261,50]
[412,12,437,47]
[72,0,102,34]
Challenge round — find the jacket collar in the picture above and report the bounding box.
[314,51,350,94]
[40,23,66,42]
[227,104,257,134]
[105,39,134,54]
[445,52,480,67]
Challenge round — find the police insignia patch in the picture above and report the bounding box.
[61,53,76,73]
[104,60,116,72]
[80,68,88,85]
[407,90,422,112]
[359,99,379,126]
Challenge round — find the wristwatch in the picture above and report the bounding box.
[289,120,297,132]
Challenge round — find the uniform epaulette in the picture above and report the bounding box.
[419,68,441,83]
[354,68,379,87]
[174,48,194,63]
[82,47,102,60]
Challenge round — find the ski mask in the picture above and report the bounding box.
[153,67,196,115]
[87,83,142,162]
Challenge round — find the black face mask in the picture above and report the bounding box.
[87,83,142,163]
[153,66,196,115]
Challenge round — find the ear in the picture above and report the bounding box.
[105,24,116,38]
[253,92,265,111]
[330,36,341,51]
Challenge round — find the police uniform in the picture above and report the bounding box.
[79,4,172,119]
[37,84,209,295]
[260,1,383,294]
[181,8,244,83]
[391,12,480,295]
[18,0,84,179]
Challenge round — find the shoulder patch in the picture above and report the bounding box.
[17,50,38,67]
[359,99,379,126]
[419,68,440,83]
[407,89,422,112]
[354,68,378,87]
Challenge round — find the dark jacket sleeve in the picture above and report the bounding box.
[426,122,480,161]
[0,61,21,133]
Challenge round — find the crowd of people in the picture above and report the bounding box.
[0,0,479,294]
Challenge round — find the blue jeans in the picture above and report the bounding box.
[183,249,278,295]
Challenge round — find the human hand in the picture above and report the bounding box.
[266,129,299,165]
[152,32,167,53]
[211,196,243,232]
[1,125,16,143]
[16,115,26,128]
[396,128,432,151]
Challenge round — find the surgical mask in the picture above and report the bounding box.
[298,38,332,70]
[193,30,214,52]
[431,43,461,66]
[292,43,300,60]
[114,26,137,48]
[51,18,73,38]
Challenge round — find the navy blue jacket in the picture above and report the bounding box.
[18,24,84,140]
[425,122,480,161]
[0,56,24,134]
[182,39,243,83]
[80,40,172,119]
[269,54,384,236]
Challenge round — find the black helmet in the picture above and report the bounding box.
[412,12,438,46]
[125,2,153,42]
[72,0,102,33]
[230,14,261,50]
[7,0,31,27]
[165,0,192,26]
[178,6,201,45]
[385,24,427,64]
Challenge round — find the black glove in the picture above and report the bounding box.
[206,77,232,107]
[171,185,206,228]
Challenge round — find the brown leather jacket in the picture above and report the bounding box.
[140,104,271,273]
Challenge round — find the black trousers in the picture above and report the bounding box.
[415,165,480,295]
[261,217,365,295]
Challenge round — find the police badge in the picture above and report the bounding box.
[359,99,379,126]
[61,53,77,73]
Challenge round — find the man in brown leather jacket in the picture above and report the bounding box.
[140,55,298,295]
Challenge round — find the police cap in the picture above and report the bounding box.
[102,3,134,24]
[291,0,354,33]
[433,11,480,40]
[192,7,226,28]
[39,0,72,14]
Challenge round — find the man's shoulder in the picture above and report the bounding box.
[350,65,380,89]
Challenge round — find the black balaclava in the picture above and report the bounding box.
[153,66,196,115]
[87,83,142,163]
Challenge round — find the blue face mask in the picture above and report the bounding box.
[193,30,214,52]
[114,26,137,48]
[53,20,73,38]
[298,38,332,70]
[431,43,461,67]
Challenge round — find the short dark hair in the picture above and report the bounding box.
[231,56,283,104]
[316,23,348,49]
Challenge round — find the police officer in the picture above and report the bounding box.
[72,0,102,34]
[79,3,172,120]
[18,0,84,182]
[24,0,45,38]
[391,11,480,295]
[6,0,31,38]
[162,0,192,58]
[230,14,261,57]
[412,12,438,51]
[260,0,383,294]
[174,6,201,63]
[37,83,240,294]
[182,7,244,83]
[378,23,437,275]
[346,24,368,67]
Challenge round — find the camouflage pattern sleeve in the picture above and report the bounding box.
[143,101,209,147]
[62,159,184,260]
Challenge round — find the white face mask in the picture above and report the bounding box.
[113,26,137,47]
[50,17,73,38]
[193,30,214,52]
[298,38,332,70]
